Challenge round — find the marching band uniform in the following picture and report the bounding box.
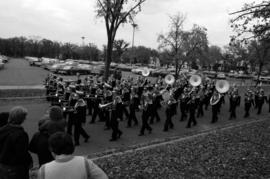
[138,92,152,136]
[149,91,162,124]
[127,89,139,127]
[229,91,241,120]
[254,87,259,109]
[103,89,113,130]
[90,90,104,123]
[257,89,267,115]
[211,91,220,123]
[74,98,89,146]
[186,93,197,128]
[163,96,176,131]
[121,87,130,120]
[196,89,205,118]
[244,91,254,118]
[180,91,188,121]
[67,90,79,135]
[110,97,123,141]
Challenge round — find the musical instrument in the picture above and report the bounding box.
[142,68,150,77]
[164,74,175,85]
[189,75,202,87]
[210,92,221,106]
[215,80,230,94]
[99,102,113,109]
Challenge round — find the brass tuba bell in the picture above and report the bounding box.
[215,80,230,94]
[141,68,150,77]
[164,74,175,85]
[189,75,202,87]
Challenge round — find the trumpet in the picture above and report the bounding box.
[99,102,113,109]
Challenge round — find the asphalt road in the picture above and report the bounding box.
[0,58,49,86]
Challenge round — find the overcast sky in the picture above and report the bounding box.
[0,0,254,50]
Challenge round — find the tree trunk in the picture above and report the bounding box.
[175,57,178,79]
[256,62,263,86]
[104,37,113,81]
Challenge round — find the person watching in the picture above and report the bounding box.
[0,106,33,179]
[38,132,108,179]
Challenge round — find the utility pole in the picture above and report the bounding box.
[81,36,85,46]
[131,23,138,65]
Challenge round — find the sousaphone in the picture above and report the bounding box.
[142,68,150,77]
[189,75,202,87]
[164,74,175,85]
[215,80,230,94]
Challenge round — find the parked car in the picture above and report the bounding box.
[216,73,226,79]
[41,57,59,69]
[253,76,270,84]
[0,59,4,69]
[0,55,9,63]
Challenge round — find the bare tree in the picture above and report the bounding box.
[230,1,270,84]
[96,0,146,80]
[157,13,186,77]
[158,13,208,77]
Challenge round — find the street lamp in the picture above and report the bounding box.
[131,23,138,65]
[81,36,85,46]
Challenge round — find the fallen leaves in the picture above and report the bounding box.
[95,120,270,179]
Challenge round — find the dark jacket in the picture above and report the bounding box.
[42,119,66,136]
[0,124,32,179]
[29,130,54,167]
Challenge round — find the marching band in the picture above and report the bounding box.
[44,70,269,143]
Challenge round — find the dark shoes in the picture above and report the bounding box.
[118,131,123,138]
[84,136,90,143]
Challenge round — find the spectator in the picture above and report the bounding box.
[29,116,54,167]
[38,132,108,179]
[0,112,9,128]
[42,106,66,135]
[0,106,33,179]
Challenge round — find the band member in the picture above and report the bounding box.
[254,86,260,109]
[244,90,254,118]
[67,87,79,135]
[74,98,90,146]
[138,91,152,136]
[127,87,139,127]
[85,90,94,116]
[163,95,176,131]
[110,96,123,141]
[196,87,205,118]
[229,89,241,120]
[149,89,162,124]
[211,90,220,123]
[186,92,197,128]
[180,88,189,121]
[257,89,267,115]
[103,88,113,130]
[90,88,104,123]
[121,87,130,120]
[204,85,213,111]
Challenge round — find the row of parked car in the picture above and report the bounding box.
[25,57,123,76]
[0,55,9,69]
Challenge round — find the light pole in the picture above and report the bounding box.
[81,36,85,46]
[131,23,138,65]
